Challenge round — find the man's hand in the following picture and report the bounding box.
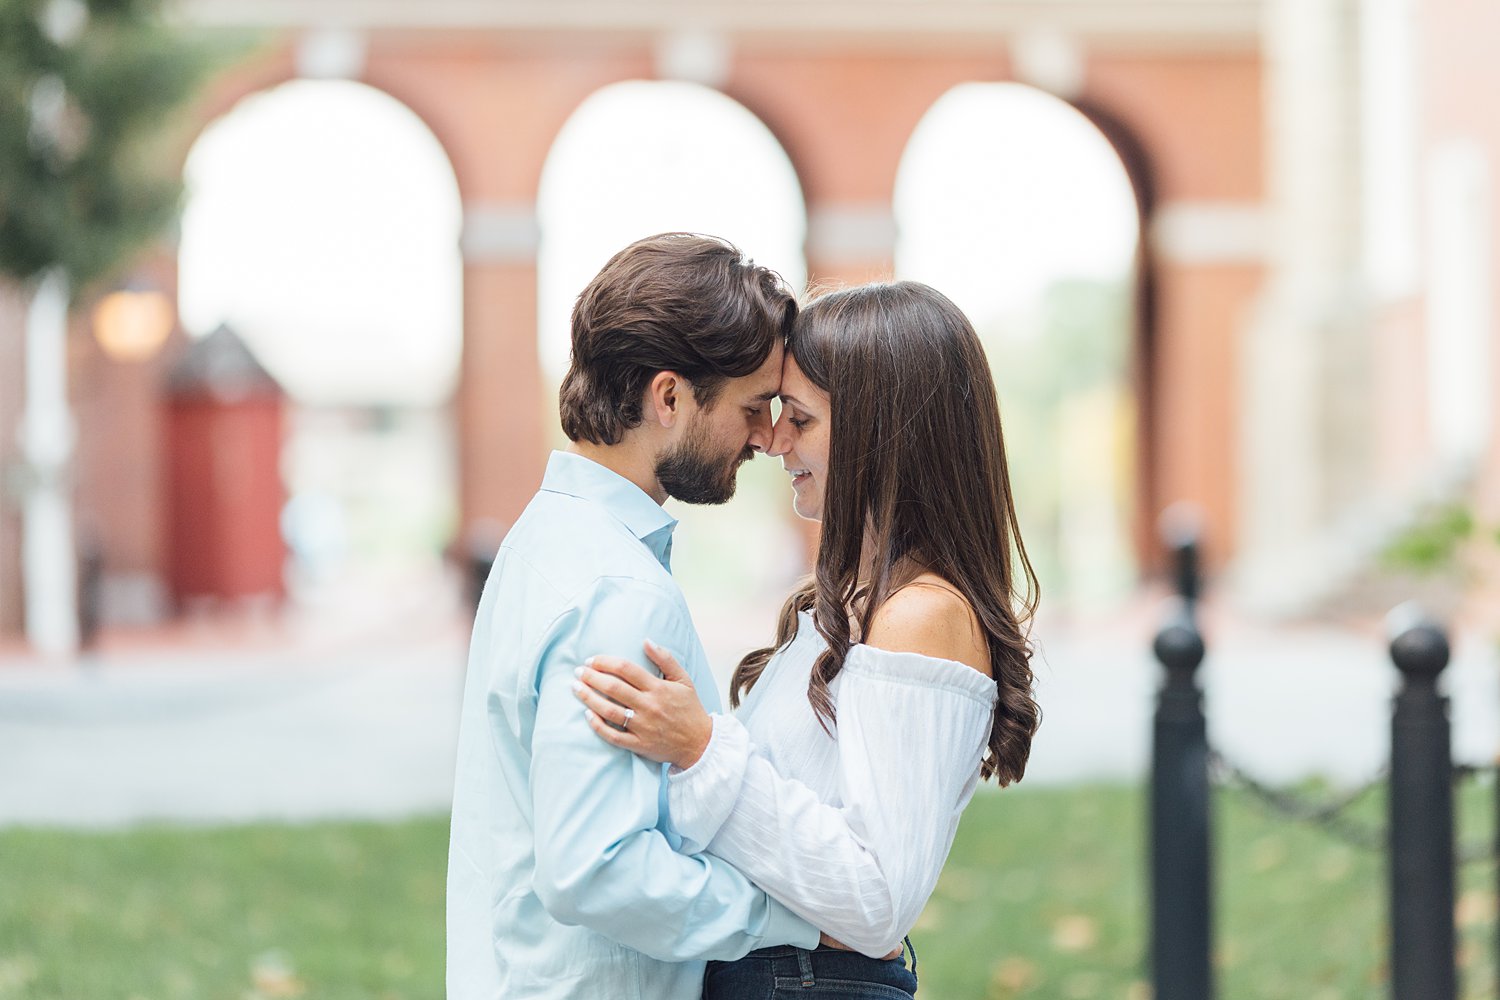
[818,933,904,961]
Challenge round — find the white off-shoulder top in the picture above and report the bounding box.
[666,609,998,958]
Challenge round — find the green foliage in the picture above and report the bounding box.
[1037,277,1132,395]
[0,0,217,294]
[980,277,1135,600]
[1381,504,1483,577]
[986,278,1131,409]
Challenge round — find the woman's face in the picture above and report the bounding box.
[769,354,831,521]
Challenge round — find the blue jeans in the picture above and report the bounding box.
[704,939,918,999]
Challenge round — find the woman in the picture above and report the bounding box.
[573,281,1040,998]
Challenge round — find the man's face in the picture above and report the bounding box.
[656,342,783,505]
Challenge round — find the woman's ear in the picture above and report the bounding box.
[647,370,684,428]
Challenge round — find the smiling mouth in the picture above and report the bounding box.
[787,469,811,486]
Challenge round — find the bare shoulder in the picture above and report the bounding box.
[864,574,992,677]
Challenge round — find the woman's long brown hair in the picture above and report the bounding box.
[729,281,1041,785]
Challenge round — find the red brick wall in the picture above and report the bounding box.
[0,282,26,635]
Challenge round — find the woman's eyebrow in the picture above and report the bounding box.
[778,393,806,407]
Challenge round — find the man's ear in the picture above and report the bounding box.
[647,370,686,429]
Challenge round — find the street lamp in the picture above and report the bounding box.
[91,283,175,362]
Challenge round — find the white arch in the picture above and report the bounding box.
[178,79,463,407]
[896,82,1137,323]
[896,82,1140,606]
[537,80,807,381]
[537,81,809,642]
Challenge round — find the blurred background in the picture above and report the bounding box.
[2,0,1499,997]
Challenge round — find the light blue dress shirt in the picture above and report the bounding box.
[446,451,819,1000]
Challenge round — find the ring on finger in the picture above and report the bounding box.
[622,708,634,732]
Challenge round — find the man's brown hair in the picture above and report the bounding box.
[559,233,796,445]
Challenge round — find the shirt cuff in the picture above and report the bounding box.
[762,898,822,951]
[666,713,750,854]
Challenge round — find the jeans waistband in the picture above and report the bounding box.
[744,935,917,971]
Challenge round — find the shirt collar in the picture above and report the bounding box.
[539,451,678,570]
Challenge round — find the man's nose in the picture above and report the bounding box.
[748,408,775,453]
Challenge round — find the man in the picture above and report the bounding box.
[446,233,820,999]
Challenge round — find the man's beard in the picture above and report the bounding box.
[656,425,754,506]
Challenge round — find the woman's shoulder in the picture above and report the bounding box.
[863,573,992,677]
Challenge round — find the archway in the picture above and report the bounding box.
[896,82,1142,609]
[178,79,464,612]
[537,80,807,668]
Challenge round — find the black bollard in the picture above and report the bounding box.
[1388,614,1455,1000]
[1151,607,1214,1000]
[1160,503,1205,615]
[1170,533,1202,614]
[76,539,104,652]
[460,519,505,615]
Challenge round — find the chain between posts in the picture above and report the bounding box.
[1207,747,1500,866]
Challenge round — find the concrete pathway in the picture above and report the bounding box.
[3,593,1497,828]
[0,628,468,827]
[1027,611,1500,787]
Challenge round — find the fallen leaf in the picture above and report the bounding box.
[250,950,305,999]
[1457,889,1495,928]
[988,956,1038,996]
[1051,914,1098,953]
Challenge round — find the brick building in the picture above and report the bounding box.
[1,0,1495,646]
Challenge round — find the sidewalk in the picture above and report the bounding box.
[1028,605,1500,787]
[0,570,470,828]
[3,585,1496,828]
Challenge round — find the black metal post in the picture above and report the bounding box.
[1170,531,1201,615]
[1388,616,1455,1000]
[459,519,505,614]
[1150,532,1213,1000]
[77,536,103,652]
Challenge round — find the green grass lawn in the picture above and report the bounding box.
[1,782,1495,999]
[920,780,1495,1000]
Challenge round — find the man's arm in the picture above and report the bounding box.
[527,576,819,962]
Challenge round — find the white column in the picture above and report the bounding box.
[1425,140,1493,472]
[805,203,897,271]
[1235,0,1366,613]
[1360,0,1420,300]
[19,268,79,656]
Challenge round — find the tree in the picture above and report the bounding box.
[0,0,214,294]
[1,0,216,655]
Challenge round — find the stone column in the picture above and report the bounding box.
[18,271,79,656]
[1234,0,1368,613]
[804,202,897,289]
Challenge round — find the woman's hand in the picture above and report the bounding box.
[573,640,713,770]
[819,934,905,961]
